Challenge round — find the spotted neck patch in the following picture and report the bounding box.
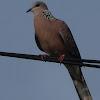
[42,10,56,21]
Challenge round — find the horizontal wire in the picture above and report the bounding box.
[0,51,100,68]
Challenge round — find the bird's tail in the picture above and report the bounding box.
[64,64,92,100]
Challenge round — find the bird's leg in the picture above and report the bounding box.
[58,54,65,64]
[39,54,48,61]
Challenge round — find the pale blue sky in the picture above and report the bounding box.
[0,0,100,100]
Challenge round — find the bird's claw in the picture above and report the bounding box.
[58,54,65,64]
[39,54,48,61]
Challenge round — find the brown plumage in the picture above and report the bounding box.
[27,1,92,100]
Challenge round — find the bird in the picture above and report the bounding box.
[27,1,92,100]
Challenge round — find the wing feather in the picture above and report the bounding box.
[59,22,81,59]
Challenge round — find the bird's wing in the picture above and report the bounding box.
[59,22,92,100]
[35,34,44,52]
[59,21,81,59]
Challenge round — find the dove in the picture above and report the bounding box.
[27,1,92,100]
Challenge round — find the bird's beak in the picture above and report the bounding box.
[26,8,32,13]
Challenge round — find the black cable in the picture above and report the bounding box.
[0,51,100,68]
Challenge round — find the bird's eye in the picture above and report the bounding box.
[36,4,40,7]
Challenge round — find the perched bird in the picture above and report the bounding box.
[27,1,92,100]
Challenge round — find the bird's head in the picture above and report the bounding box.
[26,1,48,13]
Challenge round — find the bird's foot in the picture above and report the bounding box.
[58,54,65,64]
[39,54,48,61]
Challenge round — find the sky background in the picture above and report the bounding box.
[0,0,100,100]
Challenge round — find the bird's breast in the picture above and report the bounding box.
[34,15,67,56]
[36,31,67,56]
